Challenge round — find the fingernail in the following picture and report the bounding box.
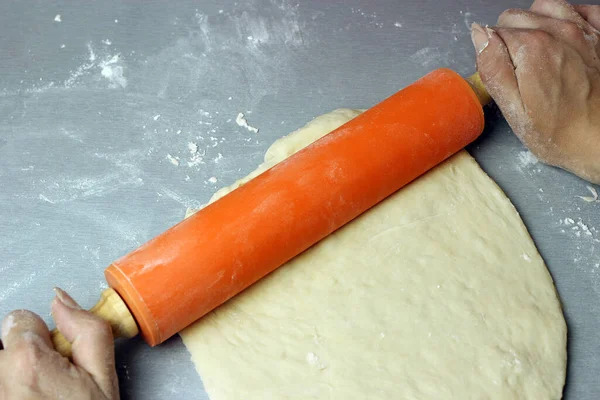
[471,23,489,54]
[53,287,81,310]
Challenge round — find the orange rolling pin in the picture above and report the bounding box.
[50,68,491,356]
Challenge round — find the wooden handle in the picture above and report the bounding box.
[51,288,139,358]
[466,72,492,106]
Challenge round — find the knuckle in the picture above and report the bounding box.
[498,9,523,25]
[524,30,554,50]
[6,309,36,322]
[10,342,44,387]
[558,20,586,42]
[84,315,113,337]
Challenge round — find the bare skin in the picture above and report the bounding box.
[1,1,599,399]
[0,289,118,400]
[471,0,600,184]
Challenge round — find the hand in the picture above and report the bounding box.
[471,0,600,184]
[0,288,119,399]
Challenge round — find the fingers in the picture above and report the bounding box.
[471,24,525,119]
[574,5,600,31]
[497,8,599,61]
[1,310,53,351]
[529,0,588,26]
[51,288,118,399]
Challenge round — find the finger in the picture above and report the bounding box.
[497,9,598,63]
[529,0,588,26]
[574,5,600,31]
[51,288,118,398]
[471,24,525,118]
[1,310,53,350]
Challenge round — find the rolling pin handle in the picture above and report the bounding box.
[50,288,139,358]
[466,72,492,106]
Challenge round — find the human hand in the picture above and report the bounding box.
[471,0,600,184]
[0,288,119,399]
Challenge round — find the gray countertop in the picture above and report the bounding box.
[1,1,598,398]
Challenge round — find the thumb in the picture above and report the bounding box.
[471,23,524,117]
[51,288,118,399]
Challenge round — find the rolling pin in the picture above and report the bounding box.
[49,68,491,357]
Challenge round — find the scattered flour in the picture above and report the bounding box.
[87,43,97,62]
[306,352,319,365]
[208,177,218,184]
[394,22,402,28]
[187,142,206,167]
[559,217,598,241]
[54,14,62,22]
[0,271,38,302]
[408,47,453,68]
[518,150,538,168]
[188,142,198,154]
[62,42,126,90]
[305,352,327,370]
[166,154,180,166]
[100,54,127,88]
[39,194,55,204]
[236,113,259,133]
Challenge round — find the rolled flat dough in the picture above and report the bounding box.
[181,109,567,399]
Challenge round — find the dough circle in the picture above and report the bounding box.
[181,109,567,399]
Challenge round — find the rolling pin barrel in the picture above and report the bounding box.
[98,68,487,347]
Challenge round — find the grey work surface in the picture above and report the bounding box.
[1,0,598,398]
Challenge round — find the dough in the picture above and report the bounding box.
[181,109,567,399]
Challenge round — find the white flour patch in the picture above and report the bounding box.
[31,150,145,204]
[187,142,206,168]
[63,42,127,90]
[394,22,402,28]
[350,7,384,28]
[517,150,538,168]
[158,187,204,209]
[140,2,309,106]
[557,215,600,292]
[166,154,180,166]
[236,112,259,133]
[100,54,127,88]
[409,47,449,68]
[39,194,55,204]
[87,42,97,62]
[188,142,198,154]
[305,352,327,369]
[0,271,37,302]
[54,14,62,22]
